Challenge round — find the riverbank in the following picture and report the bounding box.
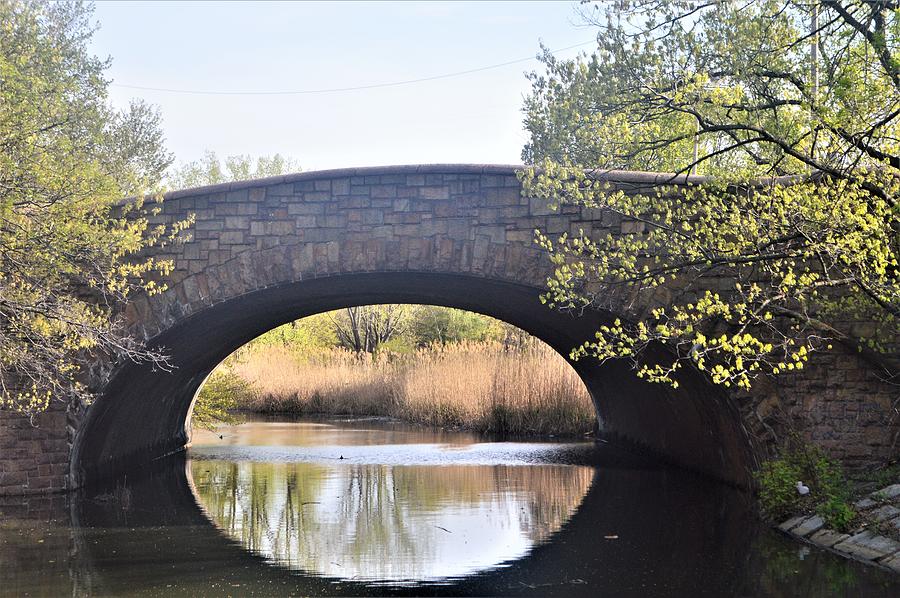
[203,341,596,437]
[777,482,900,574]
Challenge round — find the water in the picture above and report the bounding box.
[1,416,898,596]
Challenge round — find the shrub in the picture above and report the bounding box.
[756,457,804,521]
[817,496,855,532]
[191,370,253,430]
[755,446,855,531]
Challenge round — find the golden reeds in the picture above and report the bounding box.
[226,341,596,436]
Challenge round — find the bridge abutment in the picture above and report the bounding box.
[0,403,72,494]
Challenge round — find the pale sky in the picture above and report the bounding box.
[89,1,593,172]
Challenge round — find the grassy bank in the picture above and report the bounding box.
[207,341,596,437]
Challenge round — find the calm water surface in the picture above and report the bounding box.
[1,415,898,596]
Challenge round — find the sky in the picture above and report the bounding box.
[89,1,595,173]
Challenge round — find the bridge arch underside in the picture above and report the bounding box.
[72,272,755,488]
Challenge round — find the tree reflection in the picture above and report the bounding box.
[191,459,593,582]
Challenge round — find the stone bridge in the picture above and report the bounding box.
[1,164,896,494]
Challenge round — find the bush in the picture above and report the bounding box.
[755,446,856,531]
[757,458,804,521]
[191,370,253,430]
[817,496,855,532]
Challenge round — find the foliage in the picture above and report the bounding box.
[755,446,855,531]
[191,370,251,430]
[817,495,856,531]
[0,0,191,416]
[522,0,900,390]
[167,150,301,190]
[850,461,900,492]
[756,457,804,521]
[409,306,503,346]
[243,305,522,357]
[249,315,337,352]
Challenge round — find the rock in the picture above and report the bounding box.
[778,515,808,532]
[889,516,900,532]
[854,498,878,510]
[792,515,825,537]
[872,484,900,500]
[833,531,900,561]
[879,551,900,574]
[809,529,850,548]
[870,504,900,522]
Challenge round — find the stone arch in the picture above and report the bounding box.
[72,272,755,488]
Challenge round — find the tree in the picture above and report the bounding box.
[167,150,301,190]
[522,0,899,390]
[410,306,502,346]
[0,1,189,417]
[330,305,407,354]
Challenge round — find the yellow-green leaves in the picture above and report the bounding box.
[522,168,897,391]
[521,0,900,391]
[0,1,187,417]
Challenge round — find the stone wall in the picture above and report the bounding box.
[0,403,71,494]
[745,349,898,469]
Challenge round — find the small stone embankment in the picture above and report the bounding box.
[778,483,900,574]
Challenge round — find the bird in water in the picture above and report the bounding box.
[796,481,810,495]
[339,455,344,460]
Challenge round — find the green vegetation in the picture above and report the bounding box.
[850,462,900,494]
[522,1,899,391]
[191,370,248,430]
[166,150,301,190]
[755,446,855,531]
[232,305,521,358]
[0,0,191,416]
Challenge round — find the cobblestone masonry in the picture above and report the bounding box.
[1,165,896,494]
[0,403,71,494]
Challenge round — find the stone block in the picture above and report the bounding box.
[833,531,900,561]
[287,202,324,216]
[419,186,450,200]
[303,191,332,202]
[371,185,397,198]
[808,529,849,548]
[792,515,825,537]
[872,484,900,500]
[880,551,900,573]
[225,190,248,203]
[332,178,350,196]
[222,233,250,248]
[529,196,555,216]
[224,216,250,230]
[195,220,224,231]
[871,505,900,522]
[854,498,878,510]
[506,230,535,243]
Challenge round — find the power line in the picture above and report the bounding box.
[110,39,596,96]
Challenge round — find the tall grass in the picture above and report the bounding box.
[223,341,596,436]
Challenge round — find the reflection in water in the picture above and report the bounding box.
[1,416,898,597]
[191,460,593,583]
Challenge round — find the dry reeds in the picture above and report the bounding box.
[226,341,596,436]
